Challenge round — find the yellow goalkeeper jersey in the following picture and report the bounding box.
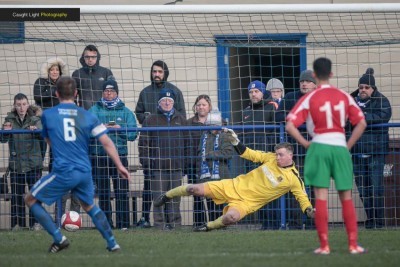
[227,147,311,213]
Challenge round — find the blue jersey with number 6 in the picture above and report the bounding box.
[42,103,107,173]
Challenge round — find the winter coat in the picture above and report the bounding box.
[135,61,186,124]
[72,46,113,110]
[1,107,43,173]
[195,130,234,180]
[89,99,138,156]
[186,116,204,169]
[33,57,68,109]
[275,90,311,156]
[138,109,190,171]
[241,99,276,152]
[350,89,392,155]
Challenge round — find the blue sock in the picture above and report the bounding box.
[88,205,116,248]
[30,202,63,243]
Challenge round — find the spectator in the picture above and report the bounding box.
[135,60,186,228]
[241,80,278,229]
[33,57,80,216]
[72,44,114,110]
[24,76,129,253]
[138,88,189,230]
[266,78,284,109]
[89,79,138,230]
[197,110,234,222]
[135,60,186,124]
[186,94,212,227]
[286,57,367,254]
[1,93,43,231]
[275,70,317,230]
[154,134,314,233]
[350,68,392,229]
[33,57,67,109]
[242,80,276,158]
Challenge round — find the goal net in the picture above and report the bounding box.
[0,4,399,230]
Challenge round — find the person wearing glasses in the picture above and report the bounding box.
[350,68,392,229]
[72,44,114,110]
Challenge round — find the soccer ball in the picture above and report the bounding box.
[61,211,82,232]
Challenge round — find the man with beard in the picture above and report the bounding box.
[135,60,186,228]
[350,68,392,229]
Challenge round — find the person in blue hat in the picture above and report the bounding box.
[138,88,190,231]
[89,79,138,230]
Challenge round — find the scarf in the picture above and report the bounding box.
[199,132,220,180]
[101,97,121,109]
[157,106,175,122]
[355,96,370,109]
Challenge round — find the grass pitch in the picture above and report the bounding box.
[1,228,399,267]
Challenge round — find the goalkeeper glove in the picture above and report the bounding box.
[305,206,315,219]
[222,128,240,146]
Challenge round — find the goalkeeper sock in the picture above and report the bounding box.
[315,199,329,248]
[88,205,116,248]
[341,199,358,248]
[166,185,189,198]
[30,202,63,243]
[207,216,225,230]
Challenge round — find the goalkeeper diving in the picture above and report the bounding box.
[154,128,314,231]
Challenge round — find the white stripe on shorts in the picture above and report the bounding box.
[32,174,56,197]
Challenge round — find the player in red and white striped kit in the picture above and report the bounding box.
[285,57,367,255]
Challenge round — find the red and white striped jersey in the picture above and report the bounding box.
[286,84,364,146]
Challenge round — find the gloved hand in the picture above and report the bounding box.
[305,206,315,219]
[222,128,240,146]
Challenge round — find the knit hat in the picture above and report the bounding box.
[205,109,222,126]
[102,79,118,94]
[266,78,284,91]
[358,68,375,87]
[299,70,316,84]
[248,80,267,95]
[158,88,176,103]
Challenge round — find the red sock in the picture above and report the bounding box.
[341,199,358,247]
[315,199,329,248]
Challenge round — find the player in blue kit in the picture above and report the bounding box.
[24,76,130,253]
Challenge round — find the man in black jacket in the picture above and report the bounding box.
[135,60,186,228]
[351,68,392,229]
[276,70,317,230]
[72,45,114,110]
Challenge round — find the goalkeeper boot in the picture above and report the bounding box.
[153,193,171,207]
[49,236,70,253]
[193,223,209,232]
[107,243,121,252]
[313,246,330,255]
[349,245,367,254]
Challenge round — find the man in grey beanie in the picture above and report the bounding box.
[275,69,317,230]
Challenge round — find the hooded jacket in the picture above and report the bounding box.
[89,99,138,156]
[1,106,43,173]
[135,60,186,124]
[350,87,392,155]
[33,57,68,109]
[72,45,114,110]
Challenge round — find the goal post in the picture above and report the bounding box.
[0,4,399,229]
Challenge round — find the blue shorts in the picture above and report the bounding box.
[30,169,95,206]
